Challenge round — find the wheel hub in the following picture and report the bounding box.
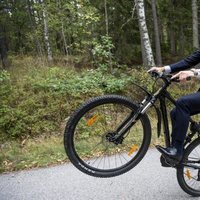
[105,132,123,145]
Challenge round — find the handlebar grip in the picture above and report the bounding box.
[149,71,161,78]
[171,76,192,82]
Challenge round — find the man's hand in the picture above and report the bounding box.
[171,70,194,82]
[147,67,165,73]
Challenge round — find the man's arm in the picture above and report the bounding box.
[148,49,200,80]
[169,49,200,73]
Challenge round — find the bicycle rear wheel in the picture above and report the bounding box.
[177,138,200,196]
[64,95,151,177]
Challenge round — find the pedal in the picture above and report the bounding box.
[160,155,172,167]
[160,155,180,168]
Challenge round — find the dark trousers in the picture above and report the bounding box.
[170,91,200,154]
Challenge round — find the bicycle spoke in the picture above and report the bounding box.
[73,100,147,172]
[181,142,200,195]
[118,153,123,166]
[115,153,117,168]
[89,145,108,167]
[120,153,129,162]
[184,171,198,181]
[96,155,105,168]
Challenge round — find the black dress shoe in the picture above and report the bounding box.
[155,145,182,161]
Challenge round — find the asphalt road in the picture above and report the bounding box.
[0,149,199,200]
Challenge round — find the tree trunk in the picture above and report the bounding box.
[104,0,109,35]
[169,28,176,56]
[140,33,148,66]
[192,0,199,49]
[0,25,8,69]
[179,24,185,56]
[169,0,176,56]
[151,0,162,66]
[57,0,69,57]
[27,0,43,56]
[42,1,53,62]
[135,0,155,68]
[61,21,69,57]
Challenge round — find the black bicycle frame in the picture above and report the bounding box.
[158,90,176,147]
[113,79,173,142]
[158,89,196,148]
[114,74,195,149]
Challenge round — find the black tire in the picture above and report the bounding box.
[64,95,151,177]
[177,138,200,196]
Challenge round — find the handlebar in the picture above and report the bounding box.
[149,71,191,83]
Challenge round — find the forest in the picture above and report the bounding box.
[1,0,199,67]
[0,0,200,172]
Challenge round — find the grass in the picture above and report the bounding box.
[0,135,67,173]
[3,111,199,173]
[1,56,200,173]
[0,117,165,173]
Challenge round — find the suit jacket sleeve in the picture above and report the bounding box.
[170,49,200,73]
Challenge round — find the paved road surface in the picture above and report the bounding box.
[0,149,199,200]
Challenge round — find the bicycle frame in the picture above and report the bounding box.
[113,74,173,144]
[158,89,176,147]
[114,73,195,149]
[157,88,197,148]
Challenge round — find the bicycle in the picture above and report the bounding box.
[64,71,200,196]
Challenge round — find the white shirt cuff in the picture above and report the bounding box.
[196,69,200,79]
[164,65,171,74]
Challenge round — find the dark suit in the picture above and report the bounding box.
[169,50,200,154]
[170,49,200,73]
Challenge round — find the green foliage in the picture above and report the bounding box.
[0,63,133,140]
[92,36,114,64]
[0,57,198,141]
[0,70,10,82]
[0,58,199,173]
[0,70,11,96]
[1,0,197,64]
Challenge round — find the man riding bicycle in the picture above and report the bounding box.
[149,49,200,161]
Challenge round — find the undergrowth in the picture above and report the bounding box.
[0,56,199,173]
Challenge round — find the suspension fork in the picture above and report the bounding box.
[113,96,153,140]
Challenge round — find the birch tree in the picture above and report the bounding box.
[27,0,43,56]
[192,0,199,49]
[41,1,53,62]
[104,0,109,36]
[57,0,69,57]
[135,0,155,68]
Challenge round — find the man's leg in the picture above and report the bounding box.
[171,92,200,155]
[156,92,200,160]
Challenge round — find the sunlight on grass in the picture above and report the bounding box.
[0,135,67,173]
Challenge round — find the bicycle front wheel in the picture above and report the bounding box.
[64,95,151,177]
[177,138,200,196]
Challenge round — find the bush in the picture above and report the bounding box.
[1,62,197,141]
[0,65,134,140]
